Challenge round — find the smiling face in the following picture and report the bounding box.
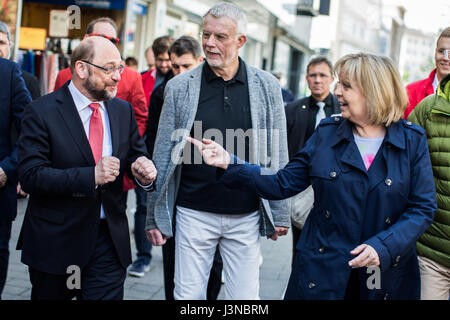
[435,36,450,81]
[334,73,369,125]
[201,14,245,70]
[76,37,122,101]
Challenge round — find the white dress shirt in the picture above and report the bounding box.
[432,73,439,93]
[68,81,112,219]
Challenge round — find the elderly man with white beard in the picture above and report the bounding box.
[145,2,290,300]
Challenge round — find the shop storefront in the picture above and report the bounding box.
[10,0,153,92]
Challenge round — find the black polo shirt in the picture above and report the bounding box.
[176,58,259,214]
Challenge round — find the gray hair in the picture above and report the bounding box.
[0,21,12,44]
[203,2,247,35]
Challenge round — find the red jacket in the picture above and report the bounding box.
[404,69,436,119]
[54,66,148,191]
[141,68,156,106]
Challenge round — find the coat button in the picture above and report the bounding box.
[385,178,393,186]
[302,105,306,109]
[308,282,316,289]
[319,246,326,254]
[325,210,331,219]
[395,256,401,263]
[384,293,389,300]
[329,171,337,178]
[385,217,391,224]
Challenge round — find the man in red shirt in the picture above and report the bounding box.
[404,27,450,118]
[54,17,147,138]
[141,36,174,106]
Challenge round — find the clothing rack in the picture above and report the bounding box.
[18,37,78,95]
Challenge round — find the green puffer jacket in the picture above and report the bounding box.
[408,74,450,268]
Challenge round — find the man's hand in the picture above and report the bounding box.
[17,183,28,197]
[146,228,170,246]
[95,156,120,185]
[131,156,157,186]
[348,244,380,268]
[267,226,289,241]
[0,168,7,188]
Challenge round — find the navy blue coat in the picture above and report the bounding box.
[0,58,31,222]
[220,116,437,300]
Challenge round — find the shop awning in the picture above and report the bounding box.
[23,0,126,10]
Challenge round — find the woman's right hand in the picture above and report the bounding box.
[186,137,230,170]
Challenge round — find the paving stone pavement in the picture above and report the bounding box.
[2,194,293,300]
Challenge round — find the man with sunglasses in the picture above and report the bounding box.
[17,36,157,300]
[55,17,147,138]
[53,17,149,267]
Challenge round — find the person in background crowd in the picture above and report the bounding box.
[284,56,340,265]
[189,52,437,300]
[0,21,39,200]
[404,27,450,118]
[408,73,450,300]
[145,35,222,300]
[142,46,155,74]
[0,57,31,299]
[53,17,147,138]
[272,72,295,105]
[127,36,173,279]
[146,2,290,300]
[0,22,40,100]
[17,36,157,300]
[141,36,174,106]
[125,57,139,71]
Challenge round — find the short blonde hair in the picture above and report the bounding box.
[334,53,407,126]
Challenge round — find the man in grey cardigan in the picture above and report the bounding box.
[145,2,290,300]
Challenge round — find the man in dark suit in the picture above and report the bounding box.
[0,57,31,299]
[17,36,157,300]
[284,56,340,263]
[0,22,40,101]
[0,21,39,201]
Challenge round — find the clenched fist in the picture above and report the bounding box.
[0,167,7,188]
[131,156,157,186]
[95,156,120,185]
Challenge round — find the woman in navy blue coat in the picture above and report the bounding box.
[188,53,437,300]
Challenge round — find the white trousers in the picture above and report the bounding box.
[418,255,450,300]
[174,206,261,300]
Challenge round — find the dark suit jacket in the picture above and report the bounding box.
[0,58,31,222]
[22,71,41,101]
[17,82,148,275]
[284,94,340,160]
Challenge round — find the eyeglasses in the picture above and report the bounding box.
[437,48,449,59]
[80,60,124,75]
[87,33,120,45]
[201,31,231,43]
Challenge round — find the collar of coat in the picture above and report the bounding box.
[437,73,450,102]
[330,118,405,150]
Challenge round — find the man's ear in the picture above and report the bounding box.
[236,34,247,49]
[74,61,88,80]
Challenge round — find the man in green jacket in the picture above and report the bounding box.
[408,73,450,300]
